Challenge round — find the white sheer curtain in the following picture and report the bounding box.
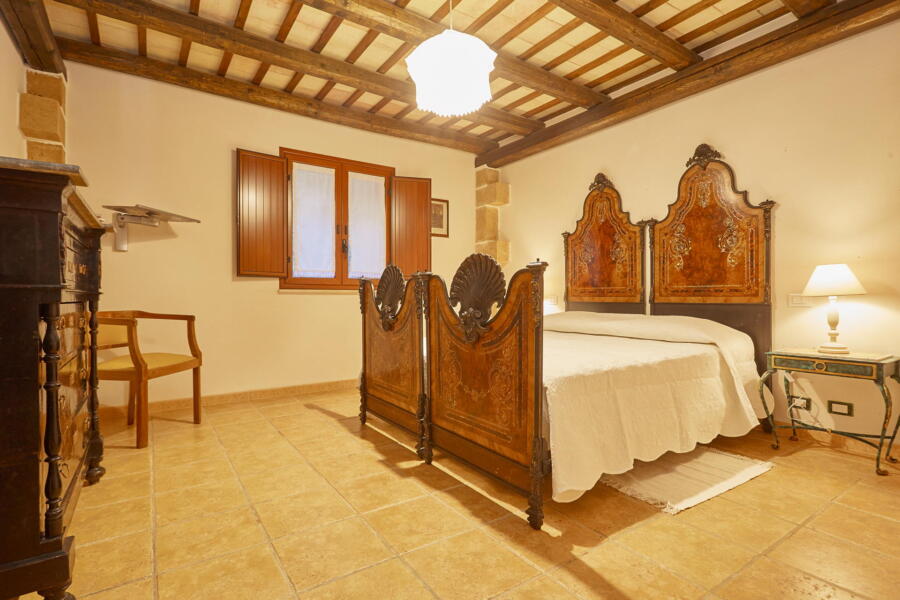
[348,172,387,279]
[292,163,336,279]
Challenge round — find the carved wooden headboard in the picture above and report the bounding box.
[650,144,775,372]
[563,173,645,314]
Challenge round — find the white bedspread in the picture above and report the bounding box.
[542,311,762,502]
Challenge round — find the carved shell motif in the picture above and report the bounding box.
[449,254,506,343]
[374,264,405,330]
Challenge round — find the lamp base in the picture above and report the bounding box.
[817,342,850,355]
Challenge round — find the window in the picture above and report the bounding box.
[236,147,432,290]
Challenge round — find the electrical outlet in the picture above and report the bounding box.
[790,397,812,411]
[788,293,812,308]
[827,400,854,417]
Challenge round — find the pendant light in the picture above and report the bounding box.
[405,1,497,117]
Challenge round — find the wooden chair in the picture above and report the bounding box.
[96,311,202,448]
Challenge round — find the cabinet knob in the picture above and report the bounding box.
[814,362,826,372]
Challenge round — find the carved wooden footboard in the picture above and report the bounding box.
[358,266,428,457]
[424,255,548,529]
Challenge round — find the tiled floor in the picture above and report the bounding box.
[26,389,900,600]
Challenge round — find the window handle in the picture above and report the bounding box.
[342,239,348,254]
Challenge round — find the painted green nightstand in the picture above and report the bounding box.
[758,349,900,475]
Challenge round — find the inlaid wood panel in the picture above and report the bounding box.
[652,145,774,304]
[564,173,644,305]
[362,276,421,417]
[427,259,543,468]
[236,149,288,277]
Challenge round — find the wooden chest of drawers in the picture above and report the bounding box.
[0,158,105,600]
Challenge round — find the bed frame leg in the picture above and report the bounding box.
[526,439,545,530]
[359,382,367,426]
[416,392,433,464]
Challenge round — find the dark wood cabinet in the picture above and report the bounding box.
[0,158,105,600]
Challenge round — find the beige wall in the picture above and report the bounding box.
[0,23,25,157]
[501,21,900,432]
[65,62,476,405]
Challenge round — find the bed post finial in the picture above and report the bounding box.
[589,172,615,192]
[686,144,722,168]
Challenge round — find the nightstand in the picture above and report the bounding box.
[758,349,900,475]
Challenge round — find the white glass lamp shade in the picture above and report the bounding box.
[406,30,497,117]
[802,264,866,297]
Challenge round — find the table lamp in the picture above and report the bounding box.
[802,264,866,354]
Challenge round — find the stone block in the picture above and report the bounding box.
[475,206,498,243]
[476,240,510,266]
[26,70,66,110]
[476,182,510,207]
[475,167,499,187]
[19,93,65,143]
[27,140,66,163]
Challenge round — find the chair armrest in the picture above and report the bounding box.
[96,316,148,372]
[132,311,196,322]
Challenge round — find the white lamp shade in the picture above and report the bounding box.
[802,264,866,297]
[406,30,496,117]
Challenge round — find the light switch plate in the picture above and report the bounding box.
[827,400,854,417]
[788,293,812,308]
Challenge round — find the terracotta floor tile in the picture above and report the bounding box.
[404,529,539,600]
[213,418,278,441]
[550,484,657,536]
[312,448,404,484]
[239,462,331,504]
[150,426,220,448]
[335,471,429,513]
[433,484,514,524]
[225,440,304,476]
[150,417,212,438]
[273,517,392,590]
[497,576,580,599]
[550,541,704,600]
[718,470,829,523]
[255,485,354,538]
[716,557,864,600]
[152,439,225,469]
[204,407,265,426]
[68,530,152,597]
[78,471,150,508]
[749,463,857,500]
[153,456,234,493]
[157,544,293,600]
[216,429,286,450]
[771,446,876,480]
[617,516,755,589]
[768,527,900,599]
[69,496,151,545]
[675,496,796,552]
[154,476,248,525]
[300,559,432,600]
[484,511,605,570]
[156,506,267,572]
[808,503,900,558]
[365,496,474,552]
[288,430,390,461]
[836,481,900,519]
[71,577,154,600]
[393,462,464,493]
[99,448,151,476]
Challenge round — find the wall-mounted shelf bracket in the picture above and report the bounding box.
[102,204,200,251]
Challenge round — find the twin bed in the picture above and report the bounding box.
[358,144,775,529]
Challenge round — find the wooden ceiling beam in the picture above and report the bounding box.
[56,37,496,154]
[476,0,900,167]
[55,0,540,135]
[217,0,253,76]
[549,0,700,69]
[302,0,607,106]
[782,0,836,18]
[0,0,66,74]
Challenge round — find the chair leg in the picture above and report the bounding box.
[136,379,149,449]
[192,367,201,425]
[127,381,135,426]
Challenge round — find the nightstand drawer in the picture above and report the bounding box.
[770,355,877,379]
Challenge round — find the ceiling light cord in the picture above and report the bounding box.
[449,0,454,31]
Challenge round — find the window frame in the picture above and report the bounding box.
[279,148,394,291]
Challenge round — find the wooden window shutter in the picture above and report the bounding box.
[391,176,432,275]
[236,149,289,277]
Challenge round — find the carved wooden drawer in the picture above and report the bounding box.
[56,302,88,366]
[62,229,93,292]
[769,355,877,380]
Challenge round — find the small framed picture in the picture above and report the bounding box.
[431,198,449,237]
